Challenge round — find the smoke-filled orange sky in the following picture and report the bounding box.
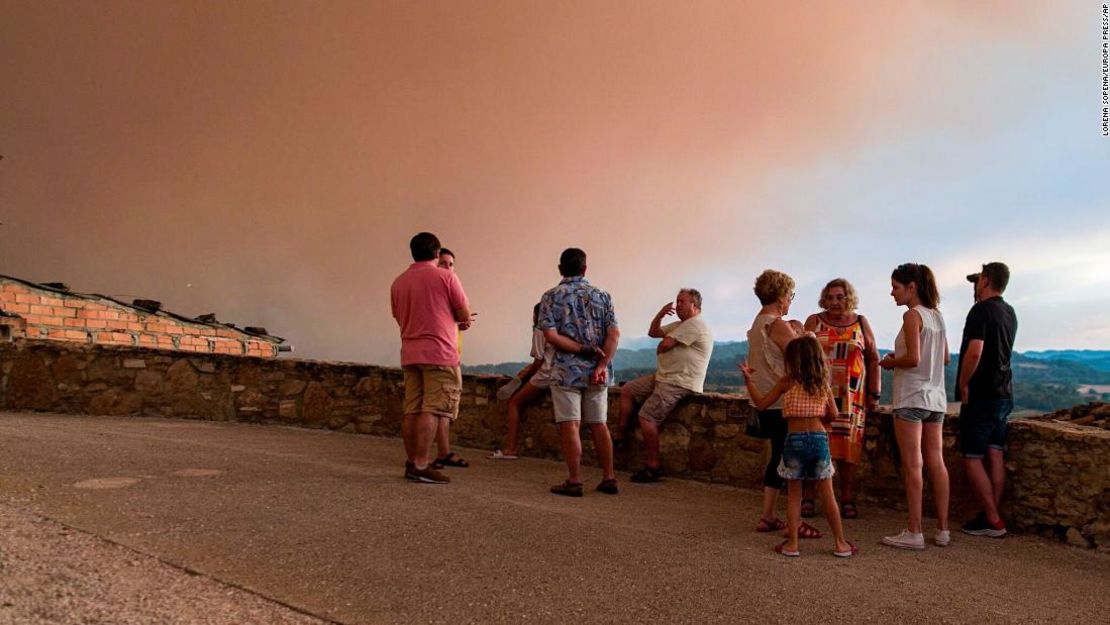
[2,1,1106,364]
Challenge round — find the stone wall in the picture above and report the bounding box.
[1,339,1106,550]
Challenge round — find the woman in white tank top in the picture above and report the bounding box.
[878,263,951,550]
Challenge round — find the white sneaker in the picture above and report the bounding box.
[934,530,951,547]
[882,529,925,550]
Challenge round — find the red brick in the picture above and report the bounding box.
[48,329,67,339]
[53,307,77,318]
[126,322,143,331]
[2,283,28,294]
[29,304,53,315]
[81,302,108,312]
[25,327,43,338]
[198,328,216,337]
[144,323,166,333]
[63,318,86,328]
[139,335,158,346]
[24,315,64,326]
[117,312,139,323]
[15,294,40,304]
[63,299,85,308]
[216,329,240,339]
[85,319,107,329]
[41,297,64,307]
[165,326,184,335]
[101,311,120,321]
[65,330,87,340]
[4,302,30,314]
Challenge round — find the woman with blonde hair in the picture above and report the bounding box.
[744,270,821,539]
[801,278,880,519]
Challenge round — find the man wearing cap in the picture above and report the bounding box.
[956,262,1018,537]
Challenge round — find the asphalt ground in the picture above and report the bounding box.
[1,412,1107,624]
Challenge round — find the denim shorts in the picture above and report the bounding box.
[893,407,945,424]
[959,399,1014,458]
[778,432,835,481]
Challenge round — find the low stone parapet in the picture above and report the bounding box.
[1,339,1106,550]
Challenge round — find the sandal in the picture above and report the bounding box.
[841,501,858,519]
[833,542,859,558]
[487,449,519,460]
[786,522,823,539]
[774,540,800,557]
[434,452,469,468]
[756,517,787,533]
[801,498,816,518]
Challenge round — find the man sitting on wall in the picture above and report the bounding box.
[616,288,714,483]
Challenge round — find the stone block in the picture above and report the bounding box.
[280,379,307,396]
[7,351,55,410]
[134,370,165,394]
[122,359,146,369]
[279,399,298,420]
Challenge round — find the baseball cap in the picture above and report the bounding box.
[966,262,1010,291]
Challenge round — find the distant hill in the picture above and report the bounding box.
[465,339,1110,414]
[1021,350,1110,372]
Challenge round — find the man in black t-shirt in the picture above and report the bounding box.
[956,262,1018,538]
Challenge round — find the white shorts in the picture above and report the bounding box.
[551,385,608,424]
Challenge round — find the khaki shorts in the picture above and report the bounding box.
[622,374,691,427]
[551,385,609,424]
[402,365,462,420]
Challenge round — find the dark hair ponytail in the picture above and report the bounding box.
[891,263,941,309]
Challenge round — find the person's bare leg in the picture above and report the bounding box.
[784,480,802,553]
[987,448,1006,510]
[922,422,950,530]
[434,418,450,460]
[839,460,857,503]
[504,383,541,455]
[401,413,415,462]
[559,421,583,484]
[962,457,1002,524]
[617,385,635,437]
[893,419,924,533]
[639,417,661,468]
[407,413,438,469]
[761,487,780,524]
[816,478,851,552]
[589,422,615,480]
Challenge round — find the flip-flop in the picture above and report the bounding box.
[833,542,859,558]
[487,449,519,460]
[435,452,469,468]
[774,540,801,557]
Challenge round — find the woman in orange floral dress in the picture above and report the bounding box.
[802,279,880,518]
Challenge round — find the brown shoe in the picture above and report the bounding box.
[550,481,583,497]
[410,465,450,484]
[596,478,619,495]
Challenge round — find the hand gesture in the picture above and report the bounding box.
[738,363,755,380]
[657,301,676,318]
[590,365,609,386]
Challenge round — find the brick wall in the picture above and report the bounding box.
[0,277,281,357]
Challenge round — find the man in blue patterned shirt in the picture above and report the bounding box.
[539,248,621,497]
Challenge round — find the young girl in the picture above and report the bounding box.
[490,303,556,460]
[879,263,951,549]
[741,335,857,558]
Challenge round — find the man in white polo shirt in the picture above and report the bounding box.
[618,288,714,483]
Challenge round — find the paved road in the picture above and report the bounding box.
[1,412,1107,624]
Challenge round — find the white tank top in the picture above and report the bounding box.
[892,306,948,412]
[747,313,786,409]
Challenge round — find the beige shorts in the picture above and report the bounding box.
[551,385,609,424]
[402,365,462,420]
[622,374,691,427]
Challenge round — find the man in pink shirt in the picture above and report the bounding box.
[391,232,472,484]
